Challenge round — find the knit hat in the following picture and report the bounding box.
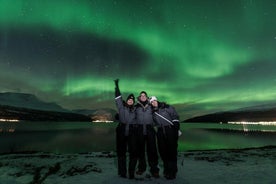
[149,96,158,103]
[139,91,148,97]
[127,94,135,103]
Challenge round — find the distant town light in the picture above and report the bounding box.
[228,121,276,125]
[92,120,114,123]
[0,119,20,122]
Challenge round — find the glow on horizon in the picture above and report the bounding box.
[228,121,276,126]
[0,119,20,122]
[92,120,114,123]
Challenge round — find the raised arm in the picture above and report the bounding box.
[114,79,124,110]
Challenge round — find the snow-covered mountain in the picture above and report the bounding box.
[0,92,91,121]
[0,92,68,112]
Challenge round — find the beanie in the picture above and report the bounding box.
[127,94,135,103]
[140,91,148,97]
[149,96,158,103]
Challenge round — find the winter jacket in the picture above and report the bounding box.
[115,95,136,126]
[135,101,155,135]
[135,101,155,125]
[152,102,180,130]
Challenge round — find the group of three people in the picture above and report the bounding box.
[114,79,180,180]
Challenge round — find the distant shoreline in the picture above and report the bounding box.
[1,145,275,155]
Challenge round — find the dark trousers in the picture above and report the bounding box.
[137,125,159,174]
[127,125,139,177]
[116,124,127,176]
[157,126,178,177]
[116,124,139,177]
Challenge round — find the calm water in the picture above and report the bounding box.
[1,121,276,153]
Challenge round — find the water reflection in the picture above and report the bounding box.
[1,122,276,153]
[0,120,19,133]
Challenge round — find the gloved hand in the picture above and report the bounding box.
[114,79,121,97]
[174,122,180,131]
[152,106,158,112]
[114,79,119,88]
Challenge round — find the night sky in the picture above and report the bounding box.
[0,0,276,119]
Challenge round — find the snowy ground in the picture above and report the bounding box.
[0,146,275,184]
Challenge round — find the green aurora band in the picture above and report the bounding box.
[0,0,276,118]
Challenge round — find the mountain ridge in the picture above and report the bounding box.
[184,103,276,123]
[0,104,91,121]
[0,92,68,112]
[0,92,90,121]
[0,92,116,122]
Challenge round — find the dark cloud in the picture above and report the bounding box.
[0,27,150,78]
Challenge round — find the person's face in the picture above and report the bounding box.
[139,93,147,102]
[127,99,134,106]
[151,100,158,107]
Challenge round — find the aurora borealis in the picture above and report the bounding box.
[0,0,276,119]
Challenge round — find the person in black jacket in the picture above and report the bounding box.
[114,79,137,179]
[150,96,180,180]
[135,91,159,178]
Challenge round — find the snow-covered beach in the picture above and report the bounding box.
[0,146,275,184]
